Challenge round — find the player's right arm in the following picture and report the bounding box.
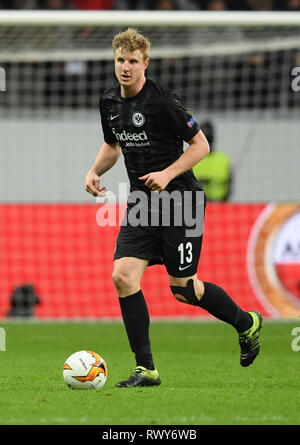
[85,141,121,197]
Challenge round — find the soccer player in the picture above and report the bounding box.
[85,28,263,387]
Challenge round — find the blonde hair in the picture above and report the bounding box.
[112,28,151,61]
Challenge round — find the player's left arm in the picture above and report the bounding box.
[139,130,209,192]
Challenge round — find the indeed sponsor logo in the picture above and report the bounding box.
[112,128,148,142]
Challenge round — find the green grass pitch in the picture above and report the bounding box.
[0,320,299,425]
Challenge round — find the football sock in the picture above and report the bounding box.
[199,282,253,332]
[118,290,155,370]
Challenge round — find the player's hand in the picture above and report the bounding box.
[85,171,107,197]
[139,171,172,192]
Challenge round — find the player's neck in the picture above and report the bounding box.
[120,77,146,99]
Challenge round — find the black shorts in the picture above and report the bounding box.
[114,191,206,278]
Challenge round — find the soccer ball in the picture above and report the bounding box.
[63,350,107,391]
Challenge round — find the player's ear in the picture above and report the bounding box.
[144,58,150,71]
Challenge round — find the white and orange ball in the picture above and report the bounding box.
[63,350,107,391]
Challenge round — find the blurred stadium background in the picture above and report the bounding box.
[0,3,300,321]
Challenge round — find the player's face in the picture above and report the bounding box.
[114,47,149,96]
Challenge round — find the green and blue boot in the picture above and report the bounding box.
[239,311,263,367]
[116,366,161,388]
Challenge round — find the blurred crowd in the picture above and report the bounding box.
[0,0,300,12]
[1,0,299,113]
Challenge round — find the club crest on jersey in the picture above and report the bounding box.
[132,112,145,127]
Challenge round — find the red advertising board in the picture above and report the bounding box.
[0,203,299,319]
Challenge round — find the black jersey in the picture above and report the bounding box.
[99,79,202,195]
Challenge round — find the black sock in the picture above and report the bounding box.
[199,282,252,332]
[118,290,155,370]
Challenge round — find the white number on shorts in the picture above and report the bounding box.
[178,242,193,265]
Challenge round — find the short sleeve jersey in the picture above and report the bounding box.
[99,79,202,194]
